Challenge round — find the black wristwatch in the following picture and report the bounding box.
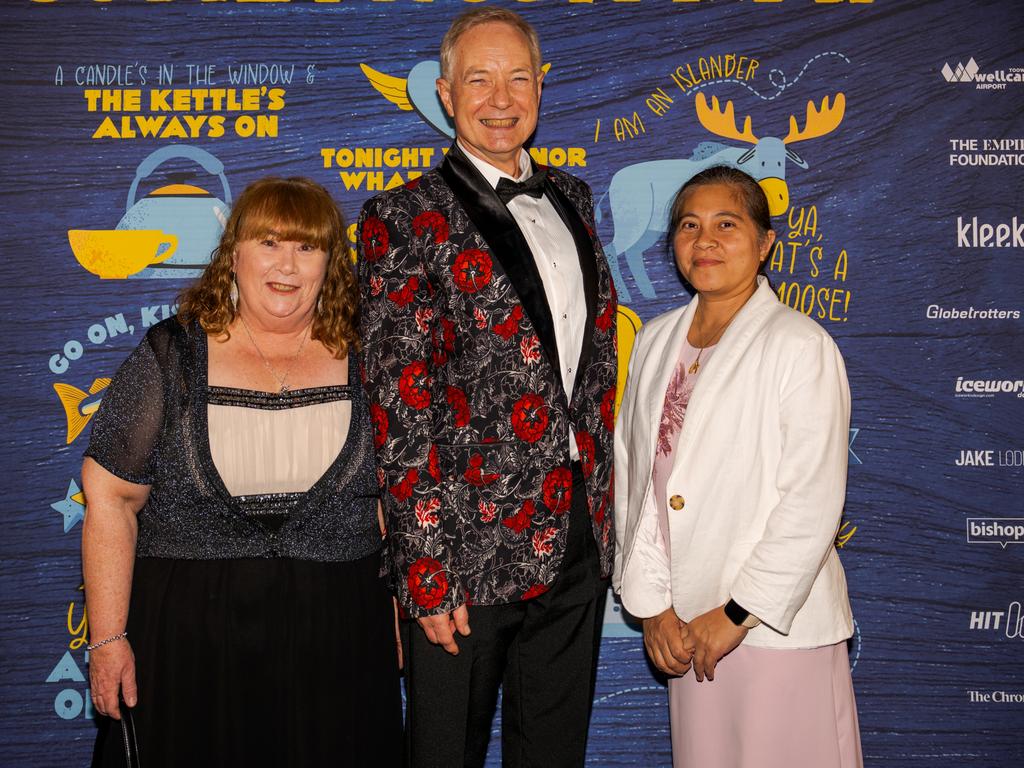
[724,599,760,628]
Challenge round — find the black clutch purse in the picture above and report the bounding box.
[119,700,141,768]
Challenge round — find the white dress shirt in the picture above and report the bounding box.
[460,143,586,459]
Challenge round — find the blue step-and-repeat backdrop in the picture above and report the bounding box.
[1,0,1021,765]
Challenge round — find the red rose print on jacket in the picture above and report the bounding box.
[407,557,448,611]
[601,386,617,432]
[478,499,498,523]
[361,216,389,261]
[575,431,595,478]
[387,275,419,307]
[519,335,541,366]
[502,499,536,534]
[595,299,615,332]
[398,361,432,409]
[412,210,450,244]
[492,305,523,340]
[542,467,572,515]
[427,444,441,482]
[446,385,470,428]
[511,393,549,443]
[521,583,550,601]
[370,402,388,449]
[452,249,493,293]
[389,468,419,502]
[415,498,441,529]
[464,454,499,487]
[532,527,557,558]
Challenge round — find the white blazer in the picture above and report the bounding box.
[613,277,854,649]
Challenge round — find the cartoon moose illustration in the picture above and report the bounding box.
[598,92,846,300]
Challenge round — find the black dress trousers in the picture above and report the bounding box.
[403,463,607,768]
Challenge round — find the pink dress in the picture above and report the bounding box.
[652,340,863,768]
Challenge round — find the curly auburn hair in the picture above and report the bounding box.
[177,177,359,358]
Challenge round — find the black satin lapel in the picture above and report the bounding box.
[440,144,562,376]
[545,177,599,377]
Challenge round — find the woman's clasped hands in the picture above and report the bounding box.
[642,603,749,682]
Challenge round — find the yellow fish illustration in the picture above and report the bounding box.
[54,378,111,444]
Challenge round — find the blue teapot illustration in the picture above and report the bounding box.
[117,144,232,279]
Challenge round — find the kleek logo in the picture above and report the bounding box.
[955,449,1023,467]
[954,377,1024,399]
[927,304,1021,321]
[969,602,1024,639]
[966,518,1024,548]
[941,57,1024,90]
[956,216,1024,248]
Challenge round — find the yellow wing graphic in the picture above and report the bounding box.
[360,63,412,111]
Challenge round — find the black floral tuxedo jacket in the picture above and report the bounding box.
[357,144,617,618]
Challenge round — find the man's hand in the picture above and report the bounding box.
[688,604,748,682]
[417,603,471,655]
[641,607,693,676]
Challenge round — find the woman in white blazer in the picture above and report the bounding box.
[613,167,862,768]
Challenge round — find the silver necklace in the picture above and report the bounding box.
[239,315,310,394]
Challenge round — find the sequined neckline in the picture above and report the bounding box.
[192,327,366,532]
[207,384,355,410]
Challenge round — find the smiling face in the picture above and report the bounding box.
[233,234,328,331]
[436,21,542,176]
[673,182,776,301]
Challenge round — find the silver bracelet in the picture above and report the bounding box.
[86,631,128,651]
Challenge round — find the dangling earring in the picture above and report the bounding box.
[230,274,239,310]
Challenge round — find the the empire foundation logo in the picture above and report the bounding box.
[966,518,1024,548]
[941,57,1023,91]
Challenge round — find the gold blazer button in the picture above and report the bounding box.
[669,495,685,510]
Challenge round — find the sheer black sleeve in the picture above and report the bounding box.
[83,331,166,485]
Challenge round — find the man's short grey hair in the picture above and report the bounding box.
[439,7,542,81]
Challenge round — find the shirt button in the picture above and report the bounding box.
[669,495,685,510]
[562,313,568,320]
[567,367,573,374]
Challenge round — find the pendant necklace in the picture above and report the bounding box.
[688,311,734,375]
[239,315,310,395]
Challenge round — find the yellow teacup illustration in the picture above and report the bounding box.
[68,230,178,279]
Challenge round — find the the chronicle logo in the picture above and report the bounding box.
[966,518,1024,548]
[968,689,1024,704]
[969,602,1024,638]
[927,304,1021,321]
[941,57,1023,90]
[954,377,1024,398]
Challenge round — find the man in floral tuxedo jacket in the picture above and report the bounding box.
[357,8,617,766]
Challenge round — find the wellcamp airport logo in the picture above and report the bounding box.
[942,57,1023,90]
[967,518,1024,548]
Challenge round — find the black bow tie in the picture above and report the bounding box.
[495,168,548,204]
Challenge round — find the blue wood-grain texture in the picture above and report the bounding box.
[1,0,1022,765]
